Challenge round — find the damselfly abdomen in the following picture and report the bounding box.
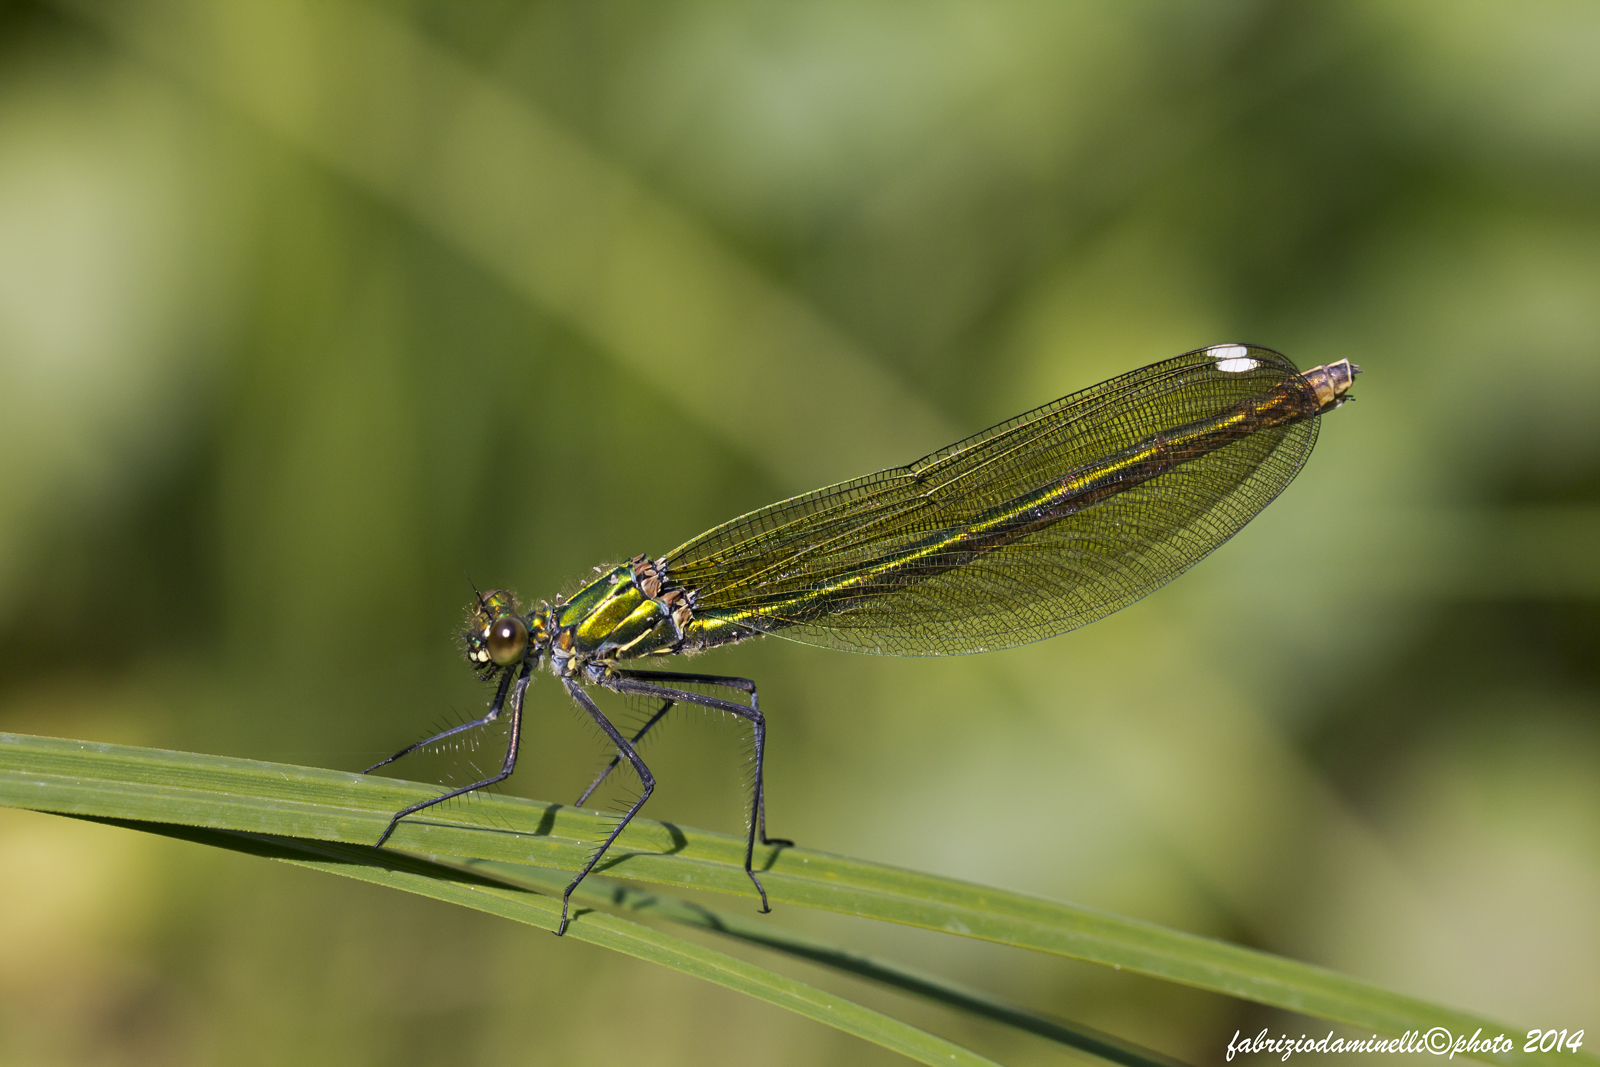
[365,344,1359,933]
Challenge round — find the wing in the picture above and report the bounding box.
[665,345,1322,656]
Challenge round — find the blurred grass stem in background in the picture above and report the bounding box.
[70,0,954,487]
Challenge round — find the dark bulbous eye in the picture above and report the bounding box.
[486,616,529,666]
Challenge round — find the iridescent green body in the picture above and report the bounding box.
[526,565,750,679]
[554,566,667,661]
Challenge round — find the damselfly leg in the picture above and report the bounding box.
[606,669,790,911]
[371,661,532,848]
[573,698,672,807]
[559,678,654,935]
[364,669,515,776]
[576,671,792,849]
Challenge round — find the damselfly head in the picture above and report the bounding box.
[461,589,543,671]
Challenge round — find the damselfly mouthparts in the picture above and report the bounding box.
[364,344,1359,934]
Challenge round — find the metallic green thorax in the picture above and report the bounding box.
[539,562,754,678]
[552,566,677,667]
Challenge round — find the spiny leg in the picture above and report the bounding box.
[574,679,784,844]
[363,670,515,775]
[371,662,531,848]
[609,671,787,914]
[558,678,654,936]
[573,697,673,808]
[610,669,792,848]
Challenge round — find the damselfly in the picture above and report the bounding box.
[365,344,1359,934]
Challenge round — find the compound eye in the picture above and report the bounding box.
[486,616,529,666]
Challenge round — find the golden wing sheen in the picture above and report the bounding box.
[666,345,1332,655]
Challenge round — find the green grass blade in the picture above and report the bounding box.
[0,732,1568,1067]
[76,816,1002,1067]
[453,855,1191,1067]
[82,813,1173,1067]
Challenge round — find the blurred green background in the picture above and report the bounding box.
[1,1,1597,1064]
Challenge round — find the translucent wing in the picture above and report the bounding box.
[665,346,1324,656]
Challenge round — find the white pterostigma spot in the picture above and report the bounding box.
[1208,344,1258,373]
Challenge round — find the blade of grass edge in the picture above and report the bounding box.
[103,817,1189,1067]
[451,854,1192,1067]
[76,815,1003,1067]
[0,733,1568,1067]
